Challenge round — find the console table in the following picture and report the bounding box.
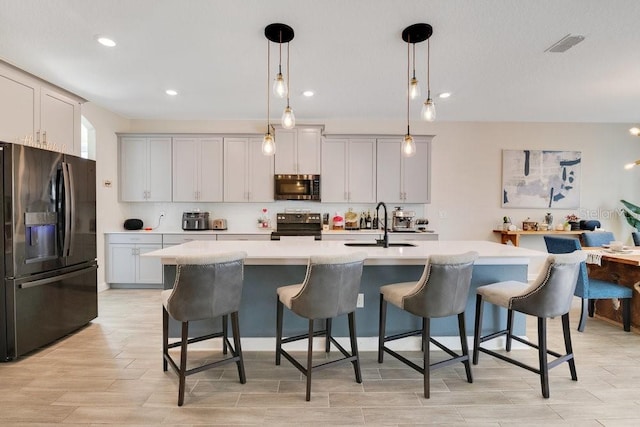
[493,229,585,246]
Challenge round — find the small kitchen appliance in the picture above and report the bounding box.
[391,207,416,232]
[271,210,322,240]
[415,218,429,231]
[210,218,227,230]
[182,211,210,230]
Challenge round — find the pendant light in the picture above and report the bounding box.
[421,37,436,121]
[401,23,432,157]
[264,24,295,155]
[281,42,295,129]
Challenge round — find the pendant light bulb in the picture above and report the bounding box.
[421,98,436,122]
[273,73,287,98]
[402,134,416,157]
[409,77,421,100]
[262,132,276,156]
[281,106,295,129]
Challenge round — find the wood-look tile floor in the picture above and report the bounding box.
[1,289,639,425]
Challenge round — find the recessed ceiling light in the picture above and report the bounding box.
[165,89,178,96]
[630,127,640,136]
[438,92,451,99]
[302,90,314,97]
[96,36,116,47]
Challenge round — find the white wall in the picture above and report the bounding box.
[80,103,130,290]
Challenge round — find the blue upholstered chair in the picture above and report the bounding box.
[632,232,640,246]
[544,236,632,332]
[581,231,616,247]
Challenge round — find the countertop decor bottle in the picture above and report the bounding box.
[544,212,553,226]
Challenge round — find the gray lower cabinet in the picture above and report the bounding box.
[106,234,163,288]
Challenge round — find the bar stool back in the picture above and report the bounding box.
[378,251,479,398]
[162,252,247,406]
[276,252,367,401]
[472,251,585,398]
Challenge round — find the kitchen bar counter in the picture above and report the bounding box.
[144,240,544,349]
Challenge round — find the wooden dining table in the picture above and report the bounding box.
[583,247,640,331]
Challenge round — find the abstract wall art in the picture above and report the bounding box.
[502,149,581,208]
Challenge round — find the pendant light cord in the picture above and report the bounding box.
[412,42,416,79]
[427,38,431,99]
[407,37,411,135]
[267,39,271,132]
[286,42,290,108]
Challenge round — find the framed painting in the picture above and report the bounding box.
[502,149,581,208]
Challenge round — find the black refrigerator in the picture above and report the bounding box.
[0,142,97,361]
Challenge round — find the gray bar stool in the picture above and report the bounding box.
[472,251,586,398]
[378,251,479,398]
[276,252,367,401]
[162,252,247,406]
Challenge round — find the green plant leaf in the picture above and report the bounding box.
[621,199,640,215]
[622,209,640,230]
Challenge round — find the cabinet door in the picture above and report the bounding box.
[376,138,403,204]
[0,72,37,145]
[108,244,137,283]
[199,137,223,201]
[348,138,376,203]
[120,137,149,201]
[172,138,199,202]
[223,138,248,202]
[297,127,322,174]
[402,138,431,203]
[136,245,163,283]
[321,138,348,202]
[147,138,172,202]
[274,129,297,174]
[40,87,79,155]
[248,137,274,202]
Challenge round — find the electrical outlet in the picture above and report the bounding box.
[439,210,447,219]
[356,293,364,308]
[159,211,165,217]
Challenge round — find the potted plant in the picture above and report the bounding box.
[502,216,512,231]
[565,213,580,231]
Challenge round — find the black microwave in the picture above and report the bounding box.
[274,174,321,201]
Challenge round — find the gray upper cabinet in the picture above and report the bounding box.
[321,137,376,203]
[376,137,431,204]
[120,136,172,202]
[274,126,322,174]
[172,137,223,202]
[223,137,274,202]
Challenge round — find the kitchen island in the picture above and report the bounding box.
[144,240,546,350]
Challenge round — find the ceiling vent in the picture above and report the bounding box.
[545,34,585,53]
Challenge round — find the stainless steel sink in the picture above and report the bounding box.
[344,242,416,247]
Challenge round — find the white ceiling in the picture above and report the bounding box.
[1,0,639,123]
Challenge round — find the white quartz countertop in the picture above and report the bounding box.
[104,229,437,236]
[142,239,545,266]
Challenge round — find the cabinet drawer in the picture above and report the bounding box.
[163,234,217,245]
[106,233,162,244]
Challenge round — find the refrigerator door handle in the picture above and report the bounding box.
[17,265,98,289]
[66,162,76,255]
[61,162,74,257]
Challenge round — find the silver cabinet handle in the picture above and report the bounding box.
[18,265,98,289]
[42,131,47,144]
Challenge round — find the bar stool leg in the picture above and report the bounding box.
[306,319,314,401]
[276,300,284,365]
[506,309,514,352]
[423,317,430,398]
[162,307,169,371]
[588,299,595,317]
[458,312,472,384]
[178,321,189,406]
[231,311,246,384]
[325,318,332,352]
[222,314,228,355]
[472,294,484,365]
[561,313,577,381]
[378,295,387,363]
[537,317,550,398]
[348,311,362,383]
